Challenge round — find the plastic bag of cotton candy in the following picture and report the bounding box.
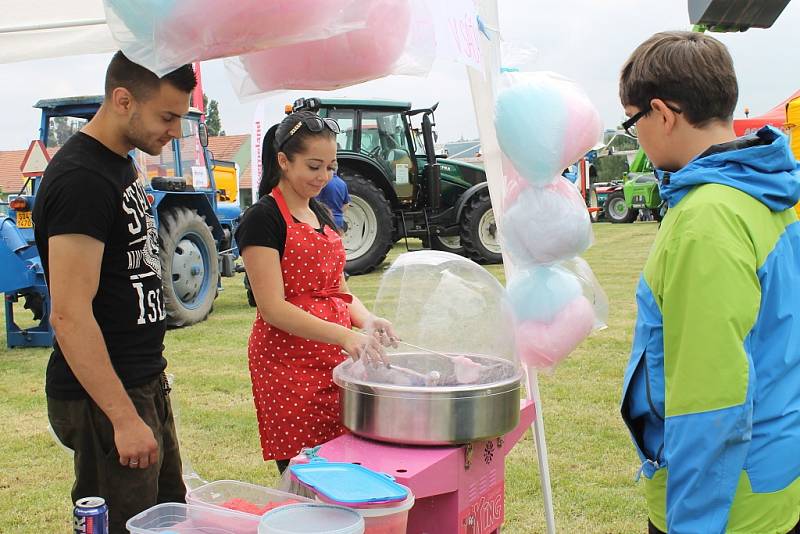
[493,71,606,371]
[103,0,368,75]
[506,259,608,372]
[226,0,435,96]
[494,71,602,267]
[501,173,593,266]
[495,71,602,188]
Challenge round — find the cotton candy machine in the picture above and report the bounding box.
[333,251,524,446]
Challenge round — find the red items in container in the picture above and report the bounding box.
[221,497,301,515]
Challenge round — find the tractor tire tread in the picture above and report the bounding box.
[460,190,502,264]
[158,206,219,328]
[339,173,394,275]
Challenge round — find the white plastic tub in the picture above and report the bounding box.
[258,503,365,534]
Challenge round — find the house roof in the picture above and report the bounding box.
[1,134,253,194]
[0,147,58,193]
[208,134,252,187]
[208,134,247,161]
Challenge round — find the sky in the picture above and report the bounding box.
[1,0,798,151]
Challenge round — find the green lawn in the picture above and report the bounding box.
[0,222,658,533]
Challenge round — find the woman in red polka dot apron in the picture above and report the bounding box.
[236,111,396,473]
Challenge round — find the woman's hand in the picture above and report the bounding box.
[368,316,399,348]
[340,330,387,366]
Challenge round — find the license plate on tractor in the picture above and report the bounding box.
[16,211,32,228]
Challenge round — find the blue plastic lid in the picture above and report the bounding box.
[289,463,408,505]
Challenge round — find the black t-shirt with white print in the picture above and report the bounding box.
[33,132,167,400]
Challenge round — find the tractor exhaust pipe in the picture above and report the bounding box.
[421,113,441,209]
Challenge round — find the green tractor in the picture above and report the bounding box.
[600,150,663,224]
[292,97,500,274]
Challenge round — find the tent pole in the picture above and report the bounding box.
[0,19,107,35]
[467,0,557,532]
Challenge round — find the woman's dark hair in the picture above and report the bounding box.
[258,111,338,231]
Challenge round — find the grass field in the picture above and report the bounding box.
[0,222,659,533]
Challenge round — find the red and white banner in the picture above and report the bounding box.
[251,100,266,201]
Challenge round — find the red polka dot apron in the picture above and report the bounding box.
[248,187,352,461]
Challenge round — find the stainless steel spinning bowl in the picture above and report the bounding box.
[333,353,523,445]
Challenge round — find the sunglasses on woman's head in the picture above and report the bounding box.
[278,115,341,149]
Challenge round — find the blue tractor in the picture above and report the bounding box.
[0,95,240,347]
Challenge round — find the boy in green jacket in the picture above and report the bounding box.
[619,31,800,534]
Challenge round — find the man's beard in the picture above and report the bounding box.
[127,112,164,156]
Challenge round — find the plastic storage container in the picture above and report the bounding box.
[258,503,365,534]
[338,486,415,534]
[126,502,260,533]
[187,480,312,516]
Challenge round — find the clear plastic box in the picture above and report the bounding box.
[351,488,414,534]
[187,480,313,516]
[126,502,261,533]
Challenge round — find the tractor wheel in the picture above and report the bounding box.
[460,191,502,264]
[430,234,465,254]
[605,191,638,224]
[159,207,219,327]
[340,173,394,275]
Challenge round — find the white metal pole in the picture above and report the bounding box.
[526,367,557,534]
[467,1,557,532]
[0,19,107,34]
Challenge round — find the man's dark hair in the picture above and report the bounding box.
[105,51,197,100]
[620,31,738,127]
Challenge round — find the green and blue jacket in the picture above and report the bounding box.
[621,126,800,534]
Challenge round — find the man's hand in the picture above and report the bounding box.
[114,416,159,469]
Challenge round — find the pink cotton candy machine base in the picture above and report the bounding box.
[295,401,535,534]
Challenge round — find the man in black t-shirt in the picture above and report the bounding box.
[32,52,196,532]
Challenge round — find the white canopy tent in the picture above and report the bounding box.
[0,0,117,64]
